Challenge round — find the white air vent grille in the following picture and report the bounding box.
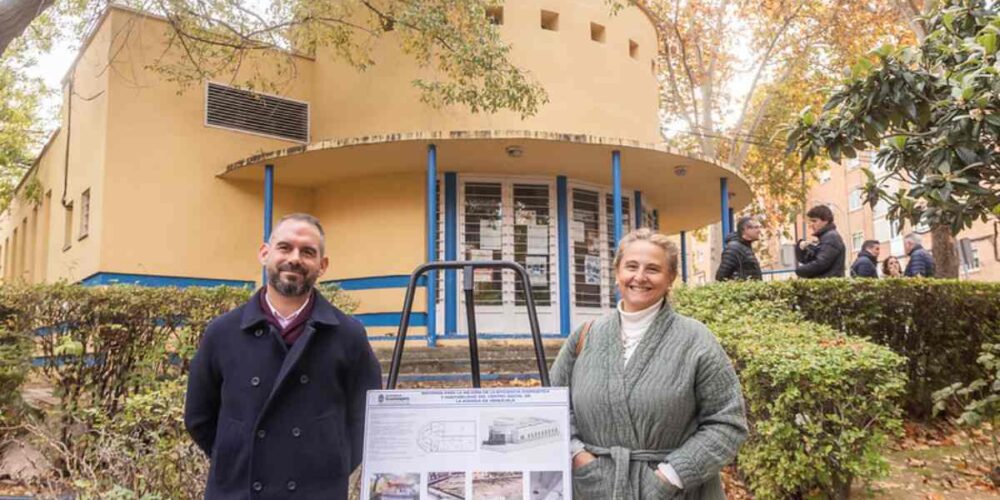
[205,83,308,142]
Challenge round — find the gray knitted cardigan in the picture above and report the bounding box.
[550,303,748,500]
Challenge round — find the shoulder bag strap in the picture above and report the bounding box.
[575,320,595,357]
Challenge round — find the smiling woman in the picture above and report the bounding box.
[550,227,748,499]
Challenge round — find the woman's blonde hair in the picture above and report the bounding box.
[612,228,680,278]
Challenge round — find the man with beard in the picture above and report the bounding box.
[715,216,763,281]
[185,213,381,500]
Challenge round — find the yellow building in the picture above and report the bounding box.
[0,2,750,342]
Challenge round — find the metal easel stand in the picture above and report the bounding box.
[386,260,550,389]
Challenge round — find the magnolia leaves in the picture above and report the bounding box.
[788,0,1000,235]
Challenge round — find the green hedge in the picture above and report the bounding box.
[737,279,1000,417]
[675,284,907,499]
[0,283,355,497]
[0,291,31,442]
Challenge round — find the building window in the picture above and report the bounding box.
[63,203,74,251]
[486,6,503,25]
[964,247,981,272]
[849,187,863,211]
[590,23,606,43]
[852,232,864,252]
[513,184,552,307]
[79,189,90,239]
[817,169,831,184]
[540,10,559,31]
[572,188,601,308]
[629,39,639,59]
[463,182,504,305]
[605,194,631,304]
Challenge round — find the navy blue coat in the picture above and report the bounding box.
[185,289,382,500]
[905,244,936,277]
[850,250,879,278]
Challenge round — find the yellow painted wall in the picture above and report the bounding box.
[98,10,316,284]
[314,172,428,332]
[315,172,426,280]
[0,13,113,283]
[309,0,660,143]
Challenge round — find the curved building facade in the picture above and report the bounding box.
[0,2,750,341]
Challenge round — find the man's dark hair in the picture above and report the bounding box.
[805,205,834,223]
[736,216,759,236]
[861,240,880,252]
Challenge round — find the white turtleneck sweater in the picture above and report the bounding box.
[616,298,684,489]
[618,298,664,365]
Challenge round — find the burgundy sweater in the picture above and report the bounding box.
[259,289,316,345]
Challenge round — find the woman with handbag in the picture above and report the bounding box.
[550,228,748,499]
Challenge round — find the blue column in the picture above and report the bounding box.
[633,191,643,229]
[262,164,274,285]
[426,145,438,346]
[720,177,730,236]
[680,230,689,283]
[557,176,571,336]
[612,151,623,246]
[444,172,458,336]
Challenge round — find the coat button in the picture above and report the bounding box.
[291,427,301,437]
[286,481,297,491]
[254,328,264,337]
[256,429,266,439]
[250,376,260,387]
[252,481,263,492]
[299,374,309,384]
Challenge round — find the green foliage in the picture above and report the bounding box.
[774,279,1000,416]
[675,282,907,499]
[0,287,32,441]
[932,341,1000,480]
[933,342,1000,425]
[0,282,355,496]
[788,0,1000,234]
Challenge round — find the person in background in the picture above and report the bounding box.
[715,216,763,281]
[882,256,903,278]
[903,232,936,277]
[551,228,748,499]
[850,240,880,278]
[794,205,846,279]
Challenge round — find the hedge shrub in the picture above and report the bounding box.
[0,287,32,442]
[0,283,355,497]
[675,283,907,499]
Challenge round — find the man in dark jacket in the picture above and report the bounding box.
[185,213,382,500]
[716,216,763,281]
[850,239,880,278]
[794,205,847,279]
[903,232,936,277]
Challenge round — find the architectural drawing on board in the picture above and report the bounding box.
[482,417,560,452]
[417,421,478,453]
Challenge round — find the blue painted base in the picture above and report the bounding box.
[80,272,254,288]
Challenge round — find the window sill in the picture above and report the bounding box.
[62,244,72,252]
[78,232,88,242]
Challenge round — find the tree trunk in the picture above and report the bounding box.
[0,0,54,57]
[931,224,959,278]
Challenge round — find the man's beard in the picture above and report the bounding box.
[268,263,315,297]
